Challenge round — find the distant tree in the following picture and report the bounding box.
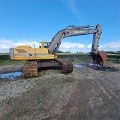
[106,51,113,53]
[58,50,64,53]
[65,51,71,53]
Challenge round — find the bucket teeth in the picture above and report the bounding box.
[99,51,107,65]
[91,51,107,66]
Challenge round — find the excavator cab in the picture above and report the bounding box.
[39,42,50,48]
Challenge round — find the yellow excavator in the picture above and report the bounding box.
[9,24,107,77]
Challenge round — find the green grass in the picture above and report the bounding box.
[57,53,120,63]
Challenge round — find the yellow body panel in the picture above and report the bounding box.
[11,45,56,60]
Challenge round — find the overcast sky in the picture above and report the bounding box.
[0,0,120,53]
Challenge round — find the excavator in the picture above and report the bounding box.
[9,24,107,77]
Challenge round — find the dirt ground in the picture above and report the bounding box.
[0,62,120,120]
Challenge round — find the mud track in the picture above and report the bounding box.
[0,63,120,120]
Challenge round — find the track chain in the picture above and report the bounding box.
[23,59,73,77]
[23,61,38,78]
[56,58,73,73]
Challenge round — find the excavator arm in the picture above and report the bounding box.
[48,24,107,65]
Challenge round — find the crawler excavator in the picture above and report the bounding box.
[9,24,107,77]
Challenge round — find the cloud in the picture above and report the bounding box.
[0,38,120,53]
[99,41,120,49]
[98,41,120,52]
[59,42,86,53]
[85,42,120,52]
[87,44,92,49]
[64,0,80,18]
[60,42,85,49]
[0,38,39,53]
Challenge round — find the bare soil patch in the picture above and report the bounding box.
[0,62,120,120]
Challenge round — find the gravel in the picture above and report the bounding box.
[0,63,120,120]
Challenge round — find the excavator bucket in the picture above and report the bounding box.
[91,51,107,66]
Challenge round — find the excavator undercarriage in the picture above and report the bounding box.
[23,59,73,77]
[22,52,106,78]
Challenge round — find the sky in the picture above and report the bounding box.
[0,0,120,53]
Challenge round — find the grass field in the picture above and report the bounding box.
[0,53,120,66]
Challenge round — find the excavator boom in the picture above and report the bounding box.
[48,24,107,65]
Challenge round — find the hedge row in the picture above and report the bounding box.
[0,55,9,60]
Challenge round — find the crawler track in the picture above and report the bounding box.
[23,59,73,78]
[56,58,73,73]
[23,61,38,78]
